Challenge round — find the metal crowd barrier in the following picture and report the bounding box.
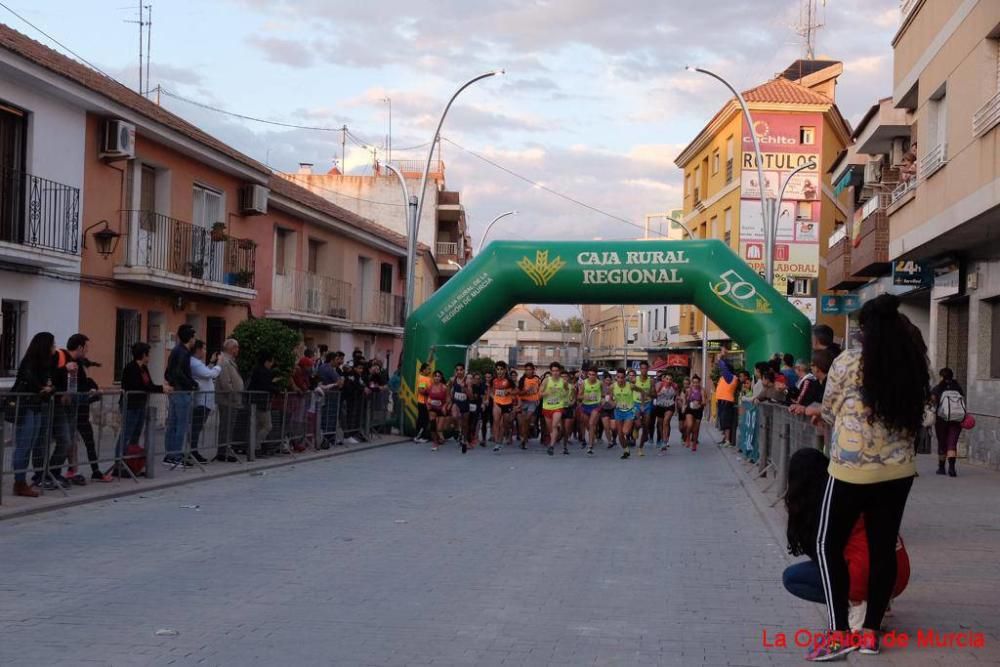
[732,401,827,503]
[1,387,396,504]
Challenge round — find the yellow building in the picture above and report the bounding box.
[673,60,852,355]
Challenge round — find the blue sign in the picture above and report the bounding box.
[820,295,842,314]
[842,295,861,312]
[893,260,931,287]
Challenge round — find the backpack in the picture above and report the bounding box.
[937,389,966,422]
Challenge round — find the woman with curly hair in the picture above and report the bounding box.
[806,294,929,661]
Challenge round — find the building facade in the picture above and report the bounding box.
[474,306,582,369]
[673,61,852,364]
[886,0,1000,467]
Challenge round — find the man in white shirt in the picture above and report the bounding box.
[189,340,222,464]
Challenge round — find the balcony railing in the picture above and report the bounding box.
[118,210,256,287]
[861,191,890,221]
[390,159,444,179]
[436,241,458,257]
[0,166,79,255]
[438,190,460,206]
[356,292,405,328]
[918,142,947,180]
[272,269,351,320]
[973,90,1000,138]
[725,159,733,184]
[900,0,919,23]
[827,226,847,249]
[890,179,917,206]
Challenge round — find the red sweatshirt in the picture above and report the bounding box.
[844,515,910,602]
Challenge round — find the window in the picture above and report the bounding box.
[379,262,393,293]
[928,85,948,147]
[114,309,142,382]
[710,215,719,239]
[192,185,222,228]
[517,320,525,331]
[1,299,25,377]
[724,208,733,244]
[991,299,1000,378]
[206,317,226,357]
[693,166,700,200]
[799,126,816,144]
[787,278,814,297]
[0,101,28,244]
[546,346,555,356]
[712,149,720,174]
[796,201,811,221]
[274,229,291,275]
[725,135,734,162]
[654,309,659,331]
[684,172,691,196]
[307,239,322,274]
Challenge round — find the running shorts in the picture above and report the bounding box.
[581,403,600,416]
[614,408,637,422]
[684,407,704,420]
[521,400,538,415]
[497,403,513,415]
[542,408,564,422]
[639,402,652,415]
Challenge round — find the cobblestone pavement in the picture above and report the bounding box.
[0,428,995,666]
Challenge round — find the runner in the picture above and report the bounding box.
[468,371,484,447]
[634,361,654,457]
[600,375,617,448]
[517,363,541,449]
[491,361,515,452]
[480,371,494,445]
[426,370,449,451]
[625,368,640,447]
[677,376,691,445]
[414,363,432,444]
[560,372,578,452]
[683,374,705,451]
[654,372,678,452]
[612,368,638,459]
[540,362,572,456]
[449,363,471,454]
[578,367,603,456]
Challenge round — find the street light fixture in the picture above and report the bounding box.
[404,69,504,318]
[476,210,519,253]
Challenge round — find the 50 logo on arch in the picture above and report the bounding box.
[710,269,773,314]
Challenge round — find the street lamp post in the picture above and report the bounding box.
[406,70,504,318]
[476,210,519,254]
[386,164,420,314]
[685,66,773,283]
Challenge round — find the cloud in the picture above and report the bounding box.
[246,35,316,67]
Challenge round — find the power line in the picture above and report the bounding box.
[0,1,116,79]
[159,88,350,132]
[441,137,665,238]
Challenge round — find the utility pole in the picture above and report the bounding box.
[145,4,152,95]
[341,125,347,175]
[125,2,152,95]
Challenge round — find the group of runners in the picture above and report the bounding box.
[414,359,708,458]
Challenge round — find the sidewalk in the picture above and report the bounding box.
[714,422,1000,665]
[0,434,408,522]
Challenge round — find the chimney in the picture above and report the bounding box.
[298,162,314,175]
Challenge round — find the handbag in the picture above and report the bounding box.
[961,413,976,430]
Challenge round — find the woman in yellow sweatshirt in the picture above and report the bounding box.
[808,294,929,661]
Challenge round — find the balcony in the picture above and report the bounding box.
[826,235,865,290]
[437,189,464,223]
[268,269,351,326]
[0,166,80,271]
[888,178,916,211]
[390,159,444,181]
[917,142,947,180]
[973,90,1000,138]
[114,210,256,300]
[354,292,405,332]
[851,193,891,276]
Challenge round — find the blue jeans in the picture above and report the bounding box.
[783,559,825,604]
[165,392,192,458]
[116,407,147,458]
[12,407,44,483]
[47,403,76,474]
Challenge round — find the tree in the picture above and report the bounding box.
[564,316,584,333]
[530,307,551,325]
[469,356,495,377]
[231,318,301,389]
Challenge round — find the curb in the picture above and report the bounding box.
[0,436,410,523]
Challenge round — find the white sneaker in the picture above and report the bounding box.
[848,600,866,632]
[346,436,360,444]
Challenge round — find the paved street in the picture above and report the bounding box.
[1,431,997,666]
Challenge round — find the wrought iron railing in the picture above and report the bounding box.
[357,292,405,327]
[390,159,444,178]
[436,241,458,256]
[725,159,734,184]
[272,269,351,319]
[0,166,80,255]
[118,210,256,287]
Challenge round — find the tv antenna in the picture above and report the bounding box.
[795,0,825,60]
[124,2,152,95]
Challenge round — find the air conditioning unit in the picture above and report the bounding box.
[101,119,136,160]
[239,184,268,215]
[863,158,881,186]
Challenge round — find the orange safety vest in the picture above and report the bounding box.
[716,374,739,402]
[416,375,431,404]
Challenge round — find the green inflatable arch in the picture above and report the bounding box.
[400,240,809,432]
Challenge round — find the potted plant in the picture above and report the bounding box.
[234,270,254,287]
[188,261,205,279]
[210,222,226,242]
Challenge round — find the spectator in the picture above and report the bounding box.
[790,359,821,409]
[341,361,367,444]
[811,293,928,660]
[163,324,198,466]
[45,333,91,489]
[751,362,771,400]
[116,341,166,474]
[754,370,787,404]
[315,344,329,371]
[780,353,798,391]
[714,348,739,447]
[214,338,243,462]
[317,351,344,447]
[783,448,909,632]
[247,350,280,456]
[68,359,110,484]
[352,348,364,367]
[189,340,221,464]
[812,324,842,357]
[290,353,316,450]
[791,349,834,418]
[931,367,965,477]
[8,332,55,498]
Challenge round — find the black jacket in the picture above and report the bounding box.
[247,364,278,409]
[121,360,164,409]
[10,359,52,409]
[165,343,197,391]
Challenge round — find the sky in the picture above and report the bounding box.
[6,0,900,253]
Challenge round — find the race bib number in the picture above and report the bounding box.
[469,404,477,412]
[454,392,467,402]
[689,401,701,410]
[495,389,507,397]
[429,399,443,407]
